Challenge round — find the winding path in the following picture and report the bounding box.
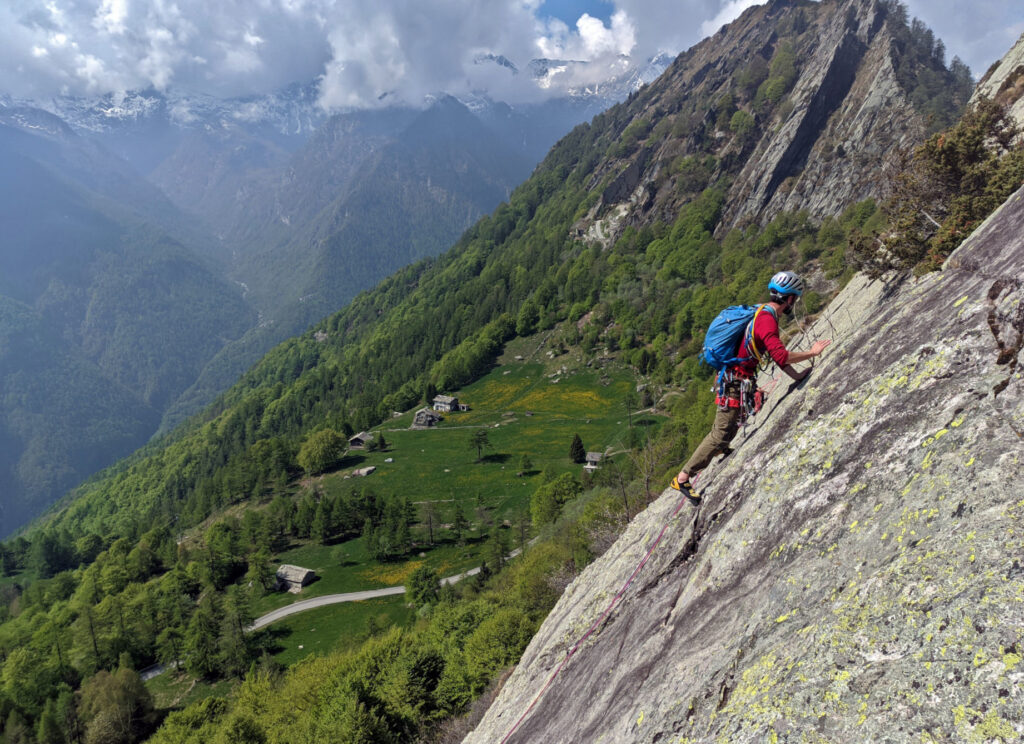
[247,562,492,631]
[139,547,527,681]
[249,540,536,630]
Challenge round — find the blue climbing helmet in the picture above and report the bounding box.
[768,270,804,302]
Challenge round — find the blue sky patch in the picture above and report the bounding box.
[541,0,614,26]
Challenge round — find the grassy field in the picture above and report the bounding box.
[251,533,493,616]
[245,339,662,662]
[329,358,645,521]
[257,596,413,667]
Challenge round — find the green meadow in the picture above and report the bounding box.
[260,597,413,668]
[247,339,664,666]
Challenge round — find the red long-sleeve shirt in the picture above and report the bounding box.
[731,306,789,378]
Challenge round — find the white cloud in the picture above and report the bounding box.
[74,52,111,92]
[537,10,636,59]
[700,0,764,38]
[0,0,1017,106]
[94,0,129,35]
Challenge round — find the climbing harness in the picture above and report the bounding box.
[497,484,700,744]
[714,304,778,402]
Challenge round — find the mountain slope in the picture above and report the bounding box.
[35,0,970,542]
[158,97,534,429]
[465,187,1024,743]
[0,297,158,534]
[572,0,972,245]
[0,115,255,533]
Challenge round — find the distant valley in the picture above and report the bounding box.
[0,56,669,534]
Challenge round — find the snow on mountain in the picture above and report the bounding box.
[11,50,671,143]
[30,83,327,139]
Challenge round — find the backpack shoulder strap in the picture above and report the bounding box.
[744,304,777,364]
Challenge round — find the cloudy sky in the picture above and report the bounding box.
[1,0,1021,107]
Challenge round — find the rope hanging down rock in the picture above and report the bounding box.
[498,488,699,744]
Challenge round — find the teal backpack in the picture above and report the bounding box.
[701,304,776,382]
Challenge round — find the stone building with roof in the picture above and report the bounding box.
[276,564,316,593]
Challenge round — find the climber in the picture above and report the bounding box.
[670,270,831,504]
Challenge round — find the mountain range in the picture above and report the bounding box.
[2,0,1022,742]
[0,54,671,535]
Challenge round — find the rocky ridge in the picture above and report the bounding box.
[465,187,1024,743]
[723,0,913,226]
[578,0,964,242]
[973,32,1024,129]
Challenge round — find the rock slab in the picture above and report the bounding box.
[465,188,1024,743]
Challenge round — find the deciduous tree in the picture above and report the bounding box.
[406,566,440,609]
[297,429,346,475]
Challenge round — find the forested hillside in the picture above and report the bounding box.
[0,115,255,534]
[35,0,973,542]
[2,1,1020,742]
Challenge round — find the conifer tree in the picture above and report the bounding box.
[4,711,32,744]
[184,595,221,679]
[312,500,330,545]
[156,626,183,668]
[570,433,586,463]
[245,549,275,595]
[452,505,468,546]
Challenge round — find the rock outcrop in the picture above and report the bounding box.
[973,32,1024,129]
[578,0,969,242]
[465,188,1024,742]
[723,0,915,227]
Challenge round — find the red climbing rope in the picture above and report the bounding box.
[497,484,698,744]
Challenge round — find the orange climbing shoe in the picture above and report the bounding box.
[670,476,702,505]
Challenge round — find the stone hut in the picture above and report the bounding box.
[413,408,442,427]
[433,395,459,412]
[349,431,373,449]
[276,564,316,593]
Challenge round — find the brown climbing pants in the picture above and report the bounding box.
[682,380,741,476]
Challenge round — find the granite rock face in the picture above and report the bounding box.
[465,189,1024,743]
[577,0,958,244]
[973,32,1024,129]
